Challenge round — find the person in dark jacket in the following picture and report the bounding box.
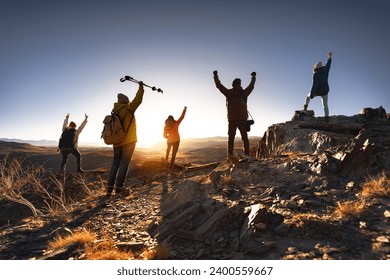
[213,71,256,160]
[303,52,333,120]
[59,113,88,173]
[106,81,144,197]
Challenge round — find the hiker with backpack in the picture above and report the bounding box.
[163,106,187,170]
[106,81,144,197]
[59,113,88,173]
[213,71,256,162]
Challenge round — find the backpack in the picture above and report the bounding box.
[59,128,75,149]
[101,109,133,145]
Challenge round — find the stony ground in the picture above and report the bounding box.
[2,110,390,260]
[1,152,389,260]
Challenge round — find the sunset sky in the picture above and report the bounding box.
[1,0,389,147]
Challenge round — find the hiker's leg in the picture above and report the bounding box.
[108,146,122,190]
[227,121,237,156]
[166,142,172,161]
[303,93,311,110]
[321,94,329,117]
[71,148,83,172]
[170,141,180,168]
[60,150,69,173]
[238,121,250,156]
[115,142,136,190]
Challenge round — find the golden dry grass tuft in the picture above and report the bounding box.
[287,213,333,227]
[140,241,170,260]
[361,173,390,198]
[49,229,96,250]
[333,200,366,220]
[223,174,233,185]
[85,238,135,260]
[330,173,389,221]
[49,229,135,260]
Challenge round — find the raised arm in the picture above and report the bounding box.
[128,82,145,113]
[325,52,332,72]
[177,106,187,124]
[213,70,229,96]
[75,114,88,136]
[62,113,69,131]
[244,72,256,96]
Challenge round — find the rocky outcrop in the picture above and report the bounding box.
[1,107,389,260]
[257,107,390,178]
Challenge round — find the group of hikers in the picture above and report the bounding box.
[58,52,333,196]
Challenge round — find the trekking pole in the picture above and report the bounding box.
[120,76,163,93]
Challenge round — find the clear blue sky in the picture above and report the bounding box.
[1,0,389,147]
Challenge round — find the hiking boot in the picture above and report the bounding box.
[302,104,308,111]
[240,154,256,162]
[226,155,239,164]
[105,186,114,197]
[115,188,131,196]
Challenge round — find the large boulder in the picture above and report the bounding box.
[257,107,390,178]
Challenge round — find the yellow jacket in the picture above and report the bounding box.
[112,85,144,147]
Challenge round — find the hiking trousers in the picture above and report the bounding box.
[228,120,249,156]
[60,148,82,172]
[305,93,329,117]
[166,141,180,168]
[108,142,136,191]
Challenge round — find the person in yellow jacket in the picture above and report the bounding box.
[106,81,144,196]
[163,106,187,169]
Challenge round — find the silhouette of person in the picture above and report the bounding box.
[303,52,333,121]
[213,71,256,160]
[106,81,144,197]
[163,106,187,169]
[59,113,88,173]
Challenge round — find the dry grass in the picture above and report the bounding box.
[361,173,390,198]
[49,229,135,260]
[140,241,170,260]
[223,174,233,185]
[0,155,95,216]
[333,200,367,220]
[85,238,134,260]
[48,227,170,260]
[287,213,333,227]
[49,229,96,250]
[330,174,389,221]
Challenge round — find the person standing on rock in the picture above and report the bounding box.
[163,106,187,170]
[213,71,256,161]
[59,113,88,174]
[303,52,333,121]
[106,81,144,197]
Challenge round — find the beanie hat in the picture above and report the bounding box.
[314,61,323,69]
[69,121,77,128]
[118,93,129,104]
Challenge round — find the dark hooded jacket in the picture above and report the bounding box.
[310,58,332,98]
[214,76,256,121]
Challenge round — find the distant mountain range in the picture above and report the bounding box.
[0,136,261,149]
[0,138,58,147]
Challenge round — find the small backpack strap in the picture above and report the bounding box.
[247,110,254,121]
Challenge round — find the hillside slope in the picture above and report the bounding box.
[0,108,389,260]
